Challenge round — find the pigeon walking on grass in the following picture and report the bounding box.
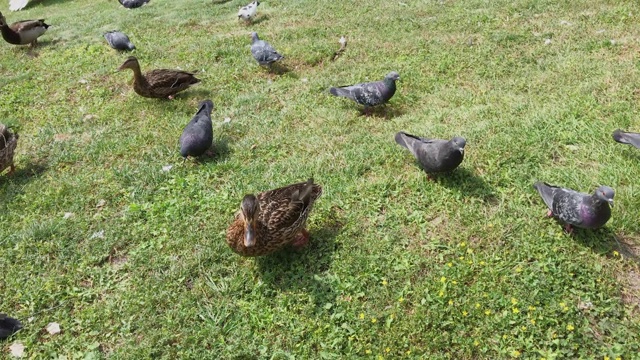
[238,1,260,23]
[0,314,22,340]
[104,31,135,51]
[329,71,399,115]
[250,32,284,68]
[118,0,150,9]
[533,182,614,233]
[395,132,465,176]
[179,99,214,160]
[612,129,640,149]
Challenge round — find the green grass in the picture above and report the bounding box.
[1,0,640,358]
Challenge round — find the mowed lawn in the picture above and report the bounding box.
[1,0,640,358]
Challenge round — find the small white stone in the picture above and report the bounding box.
[223,117,231,123]
[78,79,88,84]
[162,165,173,172]
[596,29,606,34]
[46,322,61,335]
[63,212,74,219]
[544,38,552,45]
[90,230,105,239]
[560,20,572,26]
[301,78,308,83]
[9,342,25,358]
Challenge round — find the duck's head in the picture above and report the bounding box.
[118,56,139,71]
[240,194,260,247]
[594,186,615,207]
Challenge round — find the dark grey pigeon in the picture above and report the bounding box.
[250,32,284,67]
[118,0,150,9]
[533,182,614,233]
[395,132,465,175]
[104,31,135,51]
[330,72,400,113]
[0,314,22,340]
[612,129,640,149]
[179,99,214,159]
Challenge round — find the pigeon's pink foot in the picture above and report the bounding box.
[546,210,553,217]
[563,224,574,235]
[292,229,310,248]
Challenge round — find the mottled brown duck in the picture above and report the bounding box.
[117,56,200,99]
[226,178,322,257]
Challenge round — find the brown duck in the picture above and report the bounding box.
[226,178,323,257]
[117,56,200,99]
[0,11,49,47]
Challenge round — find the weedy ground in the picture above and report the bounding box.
[1,0,640,358]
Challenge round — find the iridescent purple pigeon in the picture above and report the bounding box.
[533,182,614,233]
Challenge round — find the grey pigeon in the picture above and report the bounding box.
[612,129,640,149]
[250,32,284,67]
[0,314,22,340]
[179,99,214,159]
[533,182,614,233]
[330,71,400,113]
[118,0,149,9]
[104,31,135,51]
[395,132,466,175]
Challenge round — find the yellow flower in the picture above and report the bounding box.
[528,306,536,311]
[365,349,372,354]
[371,318,377,323]
[513,307,520,314]
[473,340,480,346]
[377,356,384,360]
[359,313,365,319]
[385,347,390,353]
[521,326,527,331]
[382,280,388,286]
[511,297,518,305]
[480,261,486,265]
[559,302,566,307]
[448,300,453,306]
[475,303,481,309]
[566,324,574,331]
[512,350,521,357]
[488,223,494,228]
[604,357,610,360]
[615,357,621,360]
[452,280,458,285]
[406,350,411,355]
[398,297,404,303]
[462,311,468,317]
[613,251,619,257]
[530,319,536,325]
[459,256,465,261]
[485,310,491,316]
[467,248,473,254]
[440,276,447,283]
[459,242,466,247]
[447,262,453,267]
[438,290,445,297]
[515,266,522,273]
[562,306,569,312]
[503,334,508,339]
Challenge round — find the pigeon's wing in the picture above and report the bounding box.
[533,182,557,210]
[613,129,640,149]
[551,188,584,225]
[252,41,283,63]
[394,132,439,157]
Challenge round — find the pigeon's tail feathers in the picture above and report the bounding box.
[394,132,411,149]
[9,0,29,11]
[330,87,351,98]
[533,181,555,210]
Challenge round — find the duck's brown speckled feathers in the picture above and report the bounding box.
[226,178,322,257]
[118,56,200,99]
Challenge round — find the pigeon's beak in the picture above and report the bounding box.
[458,147,465,154]
[608,199,614,207]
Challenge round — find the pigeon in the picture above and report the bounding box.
[0,314,22,340]
[612,129,640,149]
[238,1,260,22]
[8,0,28,11]
[329,71,400,114]
[250,32,284,67]
[179,99,214,159]
[103,31,135,51]
[533,182,614,233]
[118,0,150,9]
[395,132,466,175]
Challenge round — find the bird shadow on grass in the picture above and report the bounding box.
[0,161,48,203]
[267,63,293,76]
[211,0,232,4]
[620,148,640,161]
[431,167,497,203]
[573,228,640,264]
[250,14,270,25]
[255,211,344,313]
[197,137,232,164]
